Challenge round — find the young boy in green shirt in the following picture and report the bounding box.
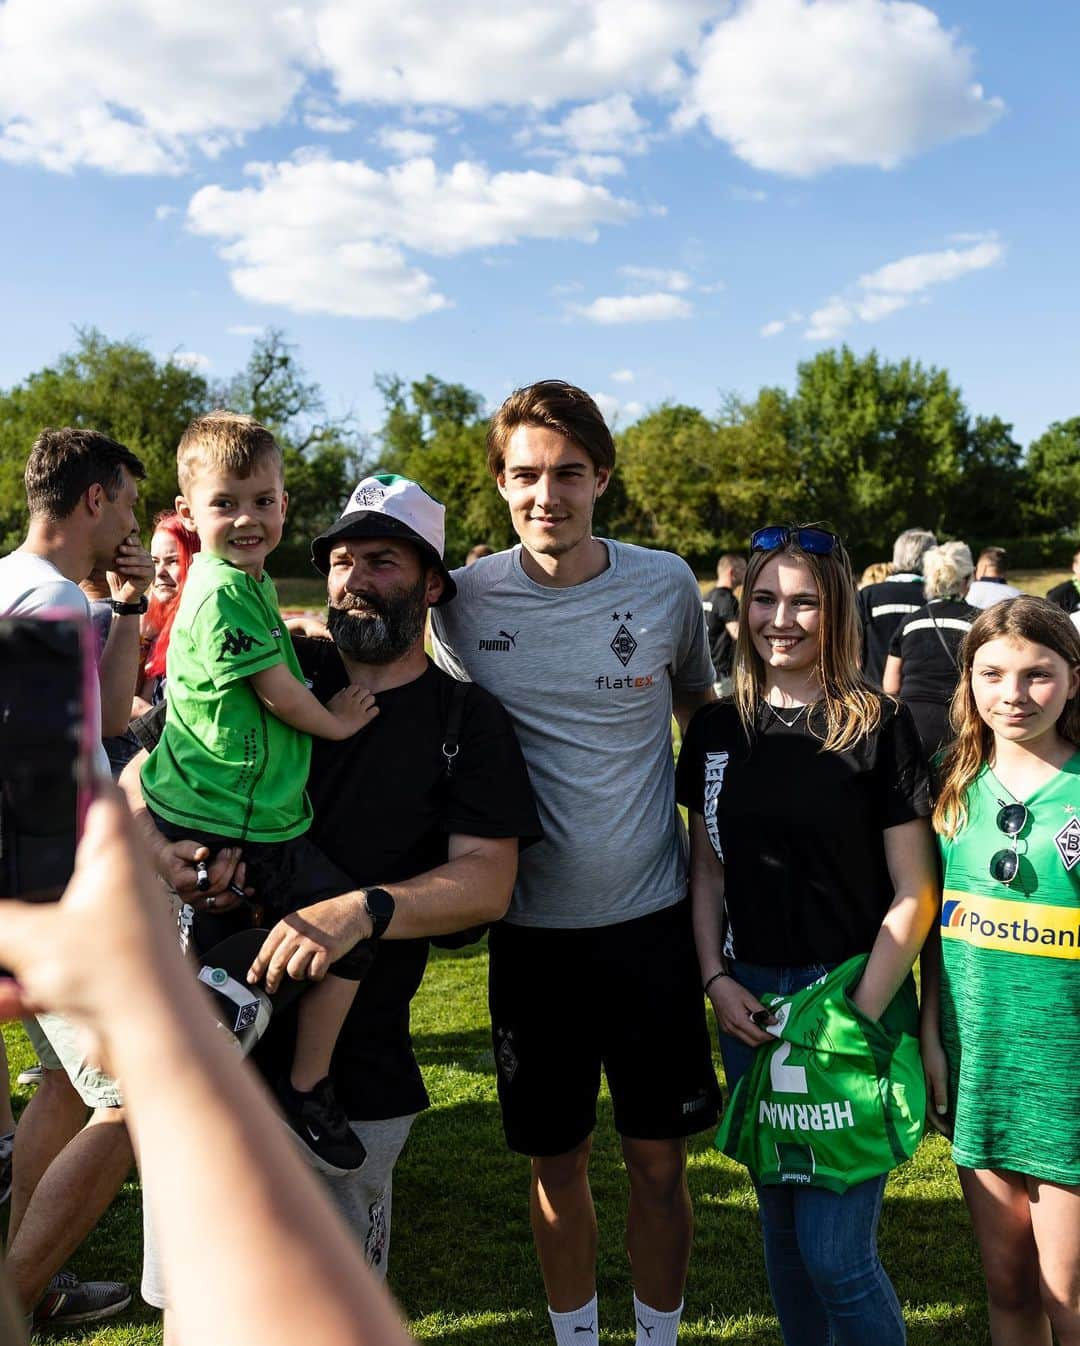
[141,411,377,1174]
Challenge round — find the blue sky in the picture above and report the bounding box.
[0,0,1074,447]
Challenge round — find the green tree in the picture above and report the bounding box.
[0,328,210,550]
[372,374,510,565]
[789,346,971,559]
[617,405,724,560]
[1025,417,1080,534]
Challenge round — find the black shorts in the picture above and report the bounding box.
[488,900,720,1156]
[150,812,373,981]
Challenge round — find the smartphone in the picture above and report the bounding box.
[0,613,97,901]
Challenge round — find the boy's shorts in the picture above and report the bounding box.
[149,812,373,981]
[487,899,720,1157]
[23,1012,123,1109]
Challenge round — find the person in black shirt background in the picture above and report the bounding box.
[677,523,938,1346]
[1046,546,1080,615]
[702,553,746,695]
[856,527,937,686]
[883,541,979,757]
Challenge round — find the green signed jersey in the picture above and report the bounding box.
[716,956,925,1193]
[937,759,1080,1183]
[141,553,313,844]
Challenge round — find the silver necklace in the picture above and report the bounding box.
[763,700,809,728]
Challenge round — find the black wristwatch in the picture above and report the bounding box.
[110,596,149,616]
[362,886,395,940]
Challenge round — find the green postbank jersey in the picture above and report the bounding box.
[716,956,925,1194]
[937,757,1080,1184]
[140,553,313,844]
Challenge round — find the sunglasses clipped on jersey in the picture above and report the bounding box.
[750,525,842,556]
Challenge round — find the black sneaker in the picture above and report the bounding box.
[33,1270,132,1326]
[277,1077,367,1176]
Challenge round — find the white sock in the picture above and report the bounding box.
[548,1294,598,1345]
[633,1294,683,1346]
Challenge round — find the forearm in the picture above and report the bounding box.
[378,842,517,939]
[112,971,411,1346]
[855,888,938,1021]
[97,614,143,736]
[689,814,726,980]
[252,665,348,739]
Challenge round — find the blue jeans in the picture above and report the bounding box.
[718,959,906,1346]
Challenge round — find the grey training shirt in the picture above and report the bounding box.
[430,540,715,929]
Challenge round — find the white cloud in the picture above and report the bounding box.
[760,308,804,337]
[555,153,627,179]
[188,153,636,319]
[165,350,211,371]
[0,0,310,175]
[226,324,266,336]
[731,186,767,202]
[303,98,355,134]
[536,93,649,154]
[857,239,1003,293]
[611,368,635,383]
[376,127,438,158]
[573,293,693,323]
[594,392,645,426]
[154,204,178,221]
[803,236,1003,339]
[676,0,1003,177]
[318,2,714,108]
[619,265,693,292]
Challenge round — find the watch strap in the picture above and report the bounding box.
[110,596,149,616]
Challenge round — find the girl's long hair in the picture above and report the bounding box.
[932,596,1080,837]
[143,513,200,679]
[732,528,884,752]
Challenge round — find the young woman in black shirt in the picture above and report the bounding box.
[677,525,939,1346]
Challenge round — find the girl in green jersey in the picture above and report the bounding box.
[925,596,1080,1346]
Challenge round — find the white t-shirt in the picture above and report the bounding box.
[966,578,1022,609]
[0,549,109,776]
[431,540,715,928]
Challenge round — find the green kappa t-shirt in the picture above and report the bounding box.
[938,757,1080,1184]
[140,553,313,843]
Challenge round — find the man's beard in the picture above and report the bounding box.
[326,576,429,664]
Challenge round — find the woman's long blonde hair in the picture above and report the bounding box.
[732,529,884,751]
[933,596,1080,837]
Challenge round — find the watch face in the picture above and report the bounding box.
[365,887,395,934]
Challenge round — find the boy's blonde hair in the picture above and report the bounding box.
[177,410,283,494]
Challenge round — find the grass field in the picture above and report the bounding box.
[4,942,991,1346]
[12,556,1055,1344]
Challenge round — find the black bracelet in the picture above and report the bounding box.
[110,596,148,616]
[703,969,729,993]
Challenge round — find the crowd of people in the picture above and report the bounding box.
[0,383,1076,1346]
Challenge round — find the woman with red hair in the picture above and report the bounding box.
[138,512,200,707]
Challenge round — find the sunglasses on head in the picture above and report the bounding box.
[750,525,841,556]
[989,801,1027,885]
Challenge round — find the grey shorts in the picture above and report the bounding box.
[140,1113,417,1308]
[23,1013,123,1110]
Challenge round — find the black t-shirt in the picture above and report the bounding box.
[887,599,978,705]
[856,575,925,687]
[703,585,739,677]
[675,696,929,965]
[137,639,541,1121]
[1047,578,1080,614]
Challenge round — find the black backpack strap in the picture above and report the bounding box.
[442,679,469,778]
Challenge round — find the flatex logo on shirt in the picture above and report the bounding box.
[594,609,652,691]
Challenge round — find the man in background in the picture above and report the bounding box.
[701,553,745,696]
[965,546,1021,608]
[856,527,937,686]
